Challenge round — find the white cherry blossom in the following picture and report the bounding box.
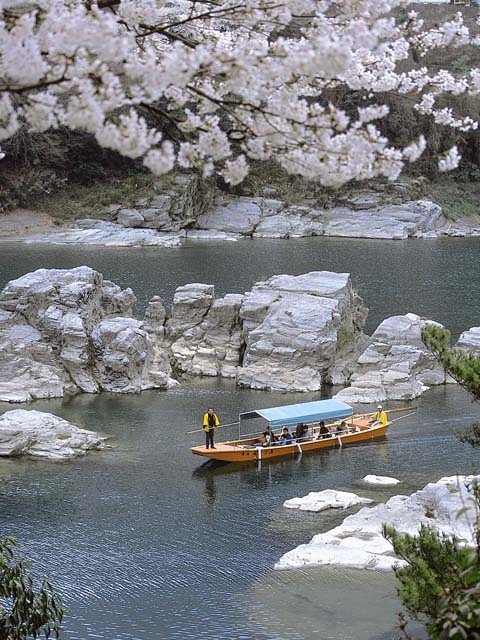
[0,0,477,183]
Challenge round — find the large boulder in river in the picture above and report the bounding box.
[154,271,367,388]
[455,327,480,355]
[236,272,368,391]
[0,409,106,459]
[0,267,173,401]
[275,475,479,572]
[165,286,244,377]
[91,317,157,393]
[334,313,447,403]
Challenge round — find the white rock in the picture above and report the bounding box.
[0,410,107,459]
[335,314,446,403]
[168,293,244,377]
[143,296,167,338]
[275,475,479,572]
[117,209,145,228]
[456,327,480,355]
[284,490,373,512]
[165,283,215,342]
[275,542,402,571]
[196,201,262,234]
[185,229,240,241]
[20,222,182,247]
[0,267,171,401]
[0,323,73,402]
[91,318,157,393]
[237,271,368,392]
[363,475,401,486]
[322,201,445,239]
[194,198,447,240]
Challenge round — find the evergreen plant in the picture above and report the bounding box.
[0,537,63,640]
[385,324,480,639]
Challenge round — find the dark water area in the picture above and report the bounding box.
[0,382,479,640]
[0,236,479,338]
[0,237,479,639]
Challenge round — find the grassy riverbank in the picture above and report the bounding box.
[1,164,478,224]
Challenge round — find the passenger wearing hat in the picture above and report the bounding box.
[370,404,388,426]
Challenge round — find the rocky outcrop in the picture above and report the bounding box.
[455,326,480,355]
[164,285,244,377]
[21,220,182,247]
[275,475,479,572]
[154,271,368,390]
[0,267,174,402]
[114,174,215,232]
[8,193,480,247]
[196,197,447,240]
[284,490,373,512]
[2,267,474,401]
[0,409,107,459]
[334,314,447,403]
[237,272,368,391]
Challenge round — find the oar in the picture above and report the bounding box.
[355,406,417,418]
[185,421,239,435]
[389,412,417,424]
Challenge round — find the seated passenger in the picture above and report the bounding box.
[335,421,348,435]
[295,422,309,441]
[278,427,293,445]
[317,421,331,439]
[262,425,277,446]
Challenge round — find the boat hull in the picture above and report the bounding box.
[191,421,388,463]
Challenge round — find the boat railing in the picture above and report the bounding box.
[229,412,395,450]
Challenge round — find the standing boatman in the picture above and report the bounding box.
[371,404,388,426]
[203,407,220,449]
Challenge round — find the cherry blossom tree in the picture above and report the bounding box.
[0,0,478,184]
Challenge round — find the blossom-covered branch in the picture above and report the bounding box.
[0,0,478,183]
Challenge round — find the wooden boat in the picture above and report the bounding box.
[191,399,390,463]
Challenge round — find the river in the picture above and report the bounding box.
[0,237,479,640]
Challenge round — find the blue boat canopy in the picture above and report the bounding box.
[240,399,353,428]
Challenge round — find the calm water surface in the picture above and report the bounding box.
[0,237,479,640]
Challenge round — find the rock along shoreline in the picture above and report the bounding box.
[1,192,479,247]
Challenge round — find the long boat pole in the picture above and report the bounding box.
[389,412,417,423]
[355,406,416,418]
[185,421,239,435]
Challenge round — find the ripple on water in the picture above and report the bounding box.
[0,375,479,639]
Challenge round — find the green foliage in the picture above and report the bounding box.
[391,324,480,639]
[458,423,480,449]
[421,324,480,400]
[434,562,480,640]
[384,524,473,622]
[387,483,480,640]
[0,537,63,640]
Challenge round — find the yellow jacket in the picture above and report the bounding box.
[371,410,388,425]
[203,411,220,432]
